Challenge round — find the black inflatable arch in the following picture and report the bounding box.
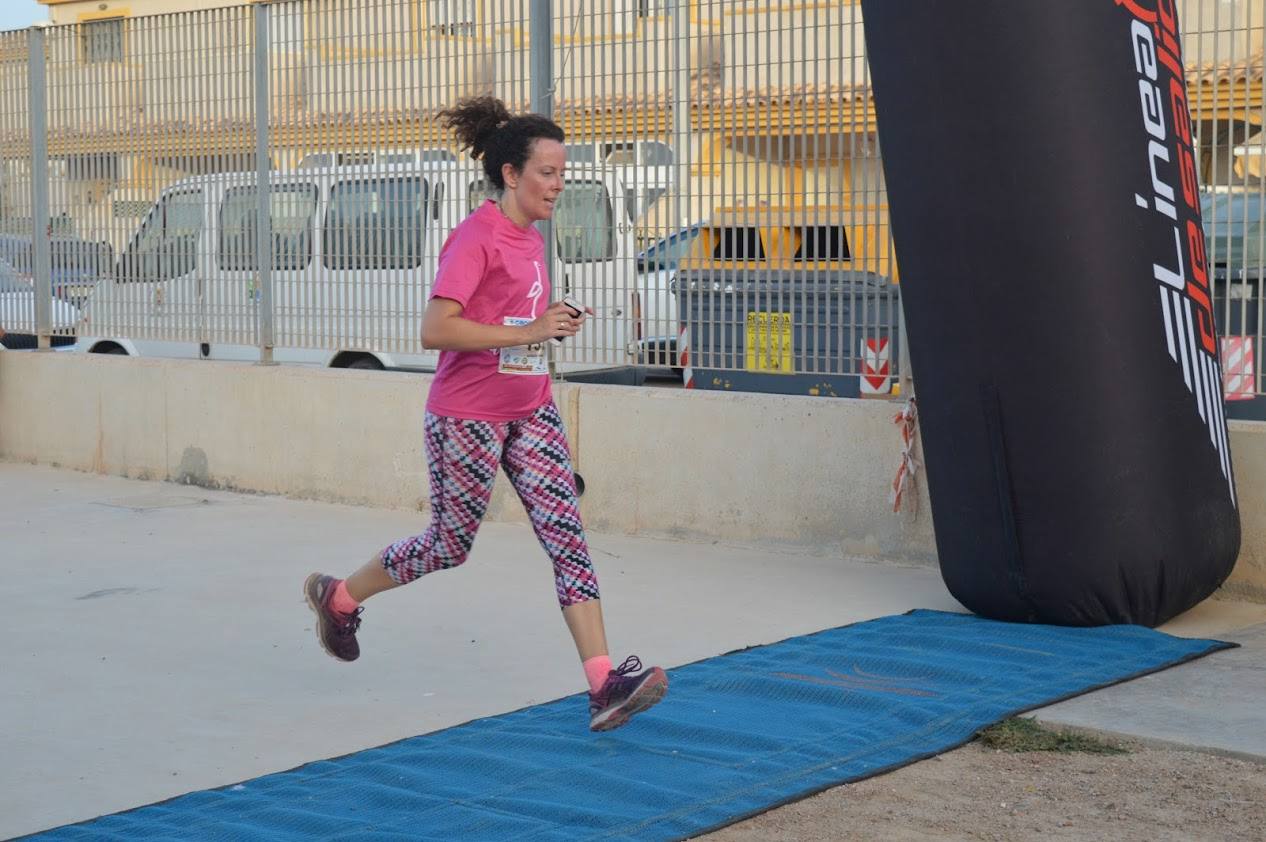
[860,0,1240,626]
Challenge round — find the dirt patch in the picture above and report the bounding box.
[698,723,1266,841]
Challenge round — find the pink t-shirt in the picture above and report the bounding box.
[426,201,553,421]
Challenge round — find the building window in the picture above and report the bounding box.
[428,1,475,36]
[82,18,124,64]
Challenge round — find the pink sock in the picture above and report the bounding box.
[583,655,613,694]
[330,579,360,615]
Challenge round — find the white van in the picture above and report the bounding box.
[564,140,674,225]
[78,160,664,381]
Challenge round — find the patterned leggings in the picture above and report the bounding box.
[380,401,600,608]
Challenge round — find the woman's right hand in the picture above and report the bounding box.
[522,301,585,345]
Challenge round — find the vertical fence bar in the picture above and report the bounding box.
[897,289,913,397]
[530,0,553,286]
[672,0,690,234]
[254,1,275,363]
[1243,5,1262,398]
[27,22,51,350]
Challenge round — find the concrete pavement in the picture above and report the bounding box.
[3,462,1263,839]
[1034,617,1266,761]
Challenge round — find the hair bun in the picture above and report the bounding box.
[439,96,514,161]
[438,96,564,191]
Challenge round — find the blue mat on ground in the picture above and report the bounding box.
[26,609,1234,841]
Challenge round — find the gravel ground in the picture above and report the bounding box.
[698,736,1266,841]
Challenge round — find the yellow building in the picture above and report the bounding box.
[10,2,871,246]
[10,0,1264,249]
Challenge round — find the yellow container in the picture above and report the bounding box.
[677,205,899,282]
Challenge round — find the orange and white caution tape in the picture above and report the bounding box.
[890,397,920,513]
[679,324,694,389]
[1221,336,1255,401]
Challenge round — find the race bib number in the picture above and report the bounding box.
[499,316,548,375]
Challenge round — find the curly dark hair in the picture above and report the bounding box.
[438,96,565,190]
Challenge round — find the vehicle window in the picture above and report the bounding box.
[218,184,318,272]
[565,144,597,164]
[1202,192,1265,270]
[468,179,494,214]
[118,190,203,282]
[602,143,638,165]
[431,179,445,221]
[554,181,615,262]
[0,237,111,278]
[0,259,27,292]
[640,141,674,165]
[0,238,32,275]
[323,177,428,270]
[51,239,113,277]
[641,228,700,272]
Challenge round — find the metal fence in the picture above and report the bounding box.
[0,0,1261,403]
[1185,1,1266,407]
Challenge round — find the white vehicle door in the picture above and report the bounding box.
[552,173,634,368]
[105,187,206,355]
[321,172,433,356]
[211,180,320,360]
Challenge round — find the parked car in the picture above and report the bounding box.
[77,159,651,384]
[0,233,114,307]
[1204,190,1264,285]
[0,257,81,349]
[636,223,703,275]
[632,223,702,373]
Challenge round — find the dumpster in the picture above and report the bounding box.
[674,207,901,398]
[1204,190,1265,419]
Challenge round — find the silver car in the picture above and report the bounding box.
[0,257,81,350]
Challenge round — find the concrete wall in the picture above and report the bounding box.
[2,351,1264,602]
[1226,422,1266,601]
[0,352,936,561]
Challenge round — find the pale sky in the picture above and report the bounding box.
[0,1,50,34]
